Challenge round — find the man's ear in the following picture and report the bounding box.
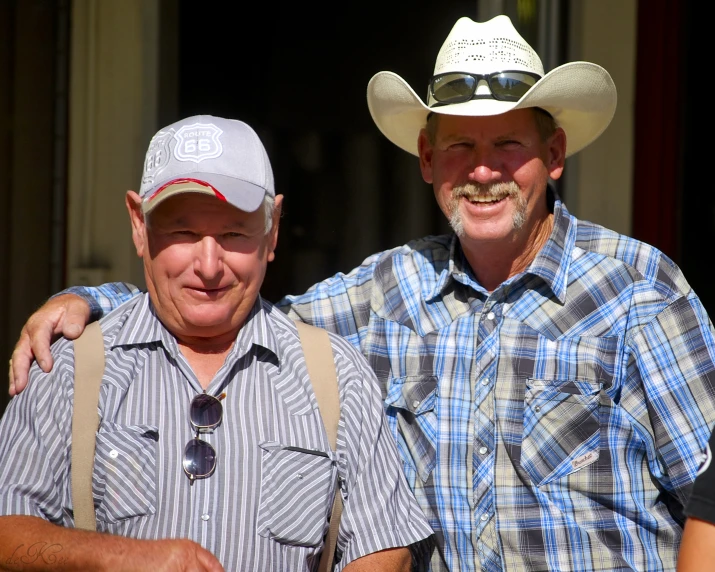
[547,127,567,181]
[417,128,434,184]
[125,191,146,257]
[267,194,283,263]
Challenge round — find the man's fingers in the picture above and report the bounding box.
[25,292,90,374]
[8,293,93,397]
[8,358,15,396]
[26,317,57,374]
[60,298,92,340]
[9,328,44,396]
[195,548,225,572]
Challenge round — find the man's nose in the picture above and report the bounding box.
[194,236,223,279]
[467,150,501,184]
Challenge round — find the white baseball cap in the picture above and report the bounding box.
[139,115,274,214]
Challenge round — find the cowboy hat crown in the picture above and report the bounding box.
[367,15,617,158]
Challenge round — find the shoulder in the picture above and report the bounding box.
[288,235,452,296]
[94,294,146,342]
[370,234,453,277]
[13,331,79,428]
[573,217,692,302]
[265,302,369,366]
[264,301,378,388]
[355,234,454,311]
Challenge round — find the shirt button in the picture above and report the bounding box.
[201,513,210,521]
[481,377,489,386]
[535,406,541,412]
[480,513,488,522]
[479,446,488,455]
[297,473,304,479]
[109,450,118,459]
[486,311,495,320]
[412,400,420,408]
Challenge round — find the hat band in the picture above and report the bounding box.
[146,178,228,205]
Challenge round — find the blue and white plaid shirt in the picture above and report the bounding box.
[72,197,715,571]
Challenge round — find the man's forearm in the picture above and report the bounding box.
[342,546,412,572]
[0,515,221,572]
[0,515,125,571]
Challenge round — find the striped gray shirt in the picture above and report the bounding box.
[0,294,433,570]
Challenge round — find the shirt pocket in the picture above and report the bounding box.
[384,375,438,484]
[256,442,336,546]
[91,422,158,524]
[521,379,602,487]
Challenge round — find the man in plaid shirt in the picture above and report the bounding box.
[9,15,715,571]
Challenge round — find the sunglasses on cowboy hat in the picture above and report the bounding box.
[428,70,542,105]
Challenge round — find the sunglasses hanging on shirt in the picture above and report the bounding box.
[183,392,226,484]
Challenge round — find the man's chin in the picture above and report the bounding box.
[172,306,239,333]
[174,320,242,346]
[453,215,517,243]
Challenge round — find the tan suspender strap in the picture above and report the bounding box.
[71,321,105,531]
[320,490,343,572]
[296,322,340,447]
[295,321,343,572]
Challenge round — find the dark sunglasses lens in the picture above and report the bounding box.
[432,73,476,103]
[183,438,217,478]
[190,394,223,429]
[489,72,538,101]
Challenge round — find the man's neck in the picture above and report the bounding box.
[178,337,236,390]
[461,212,554,292]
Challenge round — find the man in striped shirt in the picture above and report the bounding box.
[9,15,715,571]
[0,115,433,571]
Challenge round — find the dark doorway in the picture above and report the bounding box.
[0,0,69,415]
[173,2,481,303]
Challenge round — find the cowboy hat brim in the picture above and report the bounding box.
[367,61,617,158]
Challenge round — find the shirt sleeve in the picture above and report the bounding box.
[58,283,142,321]
[0,339,76,523]
[624,292,715,508]
[685,427,715,524]
[330,334,434,570]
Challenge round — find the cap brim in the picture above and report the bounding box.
[142,173,267,214]
[367,62,616,158]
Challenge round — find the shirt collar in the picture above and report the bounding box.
[424,237,485,303]
[526,196,575,304]
[427,188,576,304]
[111,293,282,362]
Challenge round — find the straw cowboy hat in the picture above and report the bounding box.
[367,15,617,158]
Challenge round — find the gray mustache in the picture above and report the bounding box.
[452,181,520,200]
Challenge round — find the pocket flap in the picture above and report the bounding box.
[385,375,438,414]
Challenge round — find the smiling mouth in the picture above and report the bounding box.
[459,193,509,206]
[190,286,229,295]
[462,193,509,205]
